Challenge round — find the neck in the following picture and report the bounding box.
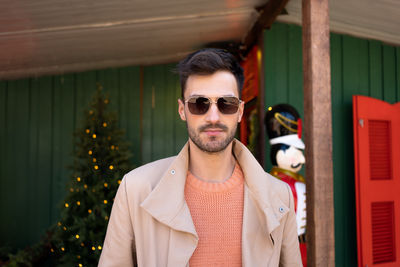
[188,139,236,183]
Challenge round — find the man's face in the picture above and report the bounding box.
[276,146,305,173]
[178,71,244,153]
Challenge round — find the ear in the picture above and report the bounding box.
[237,100,245,123]
[178,99,186,121]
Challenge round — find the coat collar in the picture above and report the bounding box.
[140,139,289,237]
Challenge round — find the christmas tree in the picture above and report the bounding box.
[50,85,133,266]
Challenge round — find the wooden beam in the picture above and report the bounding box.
[241,0,289,57]
[302,0,335,266]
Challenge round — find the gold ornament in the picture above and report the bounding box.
[111,145,115,150]
[88,150,92,155]
[84,184,88,189]
[79,264,83,267]
[94,165,99,170]
[63,226,67,231]
[98,245,102,250]
[61,247,65,251]
[65,203,69,208]
[80,242,84,247]
[77,177,81,182]
[51,248,54,253]
[103,122,107,127]
[88,209,92,214]
[92,246,96,251]
[89,110,94,115]
[118,180,121,185]
[92,134,96,139]
[93,158,97,163]
[77,255,81,259]
[77,201,81,206]
[85,129,90,134]
[57,222,62,226]
[76,234,80,239]
[70,188,74,192]
[109,165,114,170]
[103,200,108,204]
[104,183,108,187]
[105,216,109,220]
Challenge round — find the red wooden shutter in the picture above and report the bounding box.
[353,95,400,267]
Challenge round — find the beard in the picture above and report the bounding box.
[187,122,237,153]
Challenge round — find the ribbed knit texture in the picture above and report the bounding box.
[184,162,244,267]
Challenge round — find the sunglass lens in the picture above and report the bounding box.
[187,97,210,115]
[218,97,240,114]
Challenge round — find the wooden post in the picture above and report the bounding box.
[302,0,335,266]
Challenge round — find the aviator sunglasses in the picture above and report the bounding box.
[185,96,242,115]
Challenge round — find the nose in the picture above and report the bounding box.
[205,102,221,123]
[299,151,306,164]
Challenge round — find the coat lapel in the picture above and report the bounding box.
[233,140,290,266]
[140,142,198,266]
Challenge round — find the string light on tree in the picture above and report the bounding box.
[51,85,132,266]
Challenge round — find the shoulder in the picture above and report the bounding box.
[123,156,176,191]
[265,172,293,207]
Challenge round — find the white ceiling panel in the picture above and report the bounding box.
[0,0,399,80]
[278,0,400,46]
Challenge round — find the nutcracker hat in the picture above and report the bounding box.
[265,104,305,149]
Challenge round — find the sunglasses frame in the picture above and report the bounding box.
[184,96,243,115]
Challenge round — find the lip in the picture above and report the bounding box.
[203,128,224,136]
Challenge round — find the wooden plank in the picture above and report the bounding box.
[152,65,165,160]
[52,74,75,224]
[369,41,383,99]
[142,67,153,163]
[119,66,141,167]
[397,47,400,102]
[242,0,290,56]
[0,81,7,244]
[5,79,31,247]
[35,76,53,241]
[97,68,120,115]
[164,63,176,157]
[330,33,345,267]
[382,45,396,103]
[302,0,335,265]
[275,24,289,101]
[75,71,97,130]
[288,24,304,117]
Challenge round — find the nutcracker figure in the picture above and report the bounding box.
[265,104,307,266]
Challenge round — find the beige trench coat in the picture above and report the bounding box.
[98,139,302,267]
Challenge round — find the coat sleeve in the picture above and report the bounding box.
[279,183,303,267]
[98,176,137,267]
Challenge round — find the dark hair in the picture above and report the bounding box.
[177,48,244,99]
[270,144,290,166]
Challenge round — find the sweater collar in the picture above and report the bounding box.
[140,139,288,237]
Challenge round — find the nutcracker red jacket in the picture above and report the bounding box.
[98,139,302,267]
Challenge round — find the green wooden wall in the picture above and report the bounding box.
[0,65,187,249]
[263,23,400,266]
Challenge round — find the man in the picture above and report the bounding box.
[98,48,302,266]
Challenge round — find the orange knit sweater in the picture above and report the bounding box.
[184,162,244,266]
